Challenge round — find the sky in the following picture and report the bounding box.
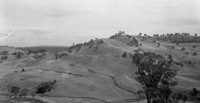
[0,0,200,47]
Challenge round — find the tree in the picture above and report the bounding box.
[10,86,20,98]
[16,52,22,59]
[192,45,197,48]
[1,51,8,55]
[188,60,192,64]
[36,80,57,95]
[1,55,8,60]
[30,92,36,98]
[193,52,197,56]
[181,47,186,51]
[20,89,29,97]
[190,88,199,98]
[170,93,188,103]
[28,50,32,55]
[54,52,59,59]
[172,46,175,49]
[122,52,127,58]
[157,43,161,47]
[132,52,178,103]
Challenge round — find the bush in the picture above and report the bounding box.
[181,47,186,51]
[1,51,8,55]
[68,50,72,53]
[169,93,188,103]
[188,60,192,64]
[157,43,161,47]
[36,80,57,94]
[193,52,197,56]
[1,55,8,60]
[19,89,29,97]
[10,86,20,98]
[190,88,199,97]
[69,63,75,66]
[122,52,127,58]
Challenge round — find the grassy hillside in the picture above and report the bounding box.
[17,46,68,52]
[0,33,200,103]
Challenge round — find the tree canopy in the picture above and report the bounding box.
[132,52,178,103]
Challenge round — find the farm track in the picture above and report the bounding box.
[0,64,145,103]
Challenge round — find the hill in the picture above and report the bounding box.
[0,32,199,103]
[17,46,68,52]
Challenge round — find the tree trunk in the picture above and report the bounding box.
[146,93,151,103]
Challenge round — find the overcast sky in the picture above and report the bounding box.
[0,0,200,47]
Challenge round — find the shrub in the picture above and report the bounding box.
[16,53,22,59]
[1,55,8,60]
[193,52,197,56]
[93,46,99,52]
[122,52,127,58]
[30,92,36,98]
[36,80,57,94]
[192,45,197,48]
[19,89,29,97]
[157,43,161,47]
[68,50,72,53]
[190,88,199,98]
[69,63,75,66]
[1,51,8,55]
[10,86,20,98]
[188,60,192,64]
[181,47,186,51]
[170,93,188,103]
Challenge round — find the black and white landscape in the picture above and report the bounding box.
[0,0,200,103]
